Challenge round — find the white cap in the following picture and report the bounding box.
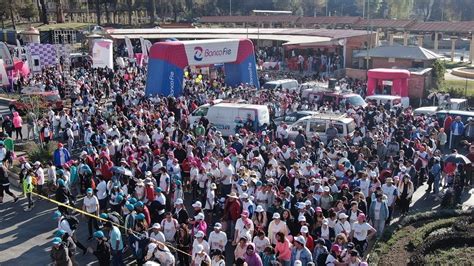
[175,198,184,205]
[300,225,309,233]
[298,215,306,222]
[145,171,152,177]
[338,213,349,219]
[294,260,302,266]
[151,223,161,229]
[294,235,306,244]
[323,186,330,192]
[194,231,205,238]
[34,161,41,166]
[192,201,202,208]
[322,218,329,225]
[256,205,264,213]
[214,223,222,229]
[195,244,204,253]
[195,212,205,220]
[305,200,312,206]
[240,193,249,199]
[272,213,280,219]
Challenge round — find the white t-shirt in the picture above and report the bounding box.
[96,180,107,200]
[209,231,227,251]
[83,195,99,213]
[192,239,210,258]
[253,236,270,253]
[381,184,397,206]
[352,222,374,241]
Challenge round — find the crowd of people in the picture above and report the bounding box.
[0,49,473,266]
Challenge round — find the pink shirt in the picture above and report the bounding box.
[275,239,292,261]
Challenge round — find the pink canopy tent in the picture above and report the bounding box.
[367,68,410,97]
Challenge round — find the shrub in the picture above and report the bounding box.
[26,141,58,165]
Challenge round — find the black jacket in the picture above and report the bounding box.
[94,240,111,266]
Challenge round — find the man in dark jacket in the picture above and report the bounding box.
[89,230,111,266]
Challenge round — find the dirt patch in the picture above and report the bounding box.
[378,225,416,266]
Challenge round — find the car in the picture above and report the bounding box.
[413,98,470,117]
[303,89,367,109]
[273,111,319,125]
[262,79,299,92]
[435,110,474,125]
[9,91,64,115]
[365,95,406,108]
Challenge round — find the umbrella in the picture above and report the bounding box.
[111,166,133,177]
[443,154,471,164]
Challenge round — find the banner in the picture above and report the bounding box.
[15,39,22,59]
[92,39,113,69]
[124,36,134,58]
[0,59,9,86]
[144,40,152,52]
[139,37,148,57]
[183,39,239,66]
[0,42,13,68]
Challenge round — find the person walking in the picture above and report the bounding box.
[397,175,414,215]
[0,162,18,203]
[23,168,34,211]
[12,111,23,140]
[50,237,73,266]
[103,221,125,266]
[82,188,100,240]
[368,193,389,238]
[87,231,111,266]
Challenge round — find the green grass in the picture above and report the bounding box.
[443,80,474,96]
[444,61,471,69]
[425,247,474,265]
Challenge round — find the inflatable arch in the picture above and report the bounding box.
[145,39,259,97]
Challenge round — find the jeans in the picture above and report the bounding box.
[373,219,385,238]
[434,176,440,194]
[111,249,125,266]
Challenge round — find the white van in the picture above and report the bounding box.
[413,98,469,117]
[262,79,299,92]
[365,95,407,108]
[287,113,356,143]
[190,103,270,136]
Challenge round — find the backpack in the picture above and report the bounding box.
[108,211,124,225]
[63,216,80,231]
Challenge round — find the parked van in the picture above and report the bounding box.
[413,98,469,117]
[287,113,356,143]
[435,110,474,125]
[365,95,406,108]
[302,90,367,109]
[190,102,270,136]
[262,79,299,92]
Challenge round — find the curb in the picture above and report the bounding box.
[0,96,14,106]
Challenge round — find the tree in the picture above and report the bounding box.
[150,0,157,24]
[18,0,38,21]
[38,0,48,24]
[56,0,65,23]
[414,0,435,21]
[96,0,102,25]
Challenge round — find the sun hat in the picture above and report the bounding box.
[227,192,239,199]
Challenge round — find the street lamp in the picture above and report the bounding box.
[229,0,232,16]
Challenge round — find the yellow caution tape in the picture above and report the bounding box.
[31,191,192,257]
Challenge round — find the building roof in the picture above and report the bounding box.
[106,27,369,46]
[199,15,299,24]
[198,16,474,34]
[354,19,415,29]
[408,21,474,33]
[298,16,361,26]
[353,45,442,60]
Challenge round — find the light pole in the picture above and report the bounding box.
[229,0,232,16]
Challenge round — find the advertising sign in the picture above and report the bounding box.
[92,39,113,69]
[184,39,239,66]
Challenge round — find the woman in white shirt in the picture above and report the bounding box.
[82,188,99,239]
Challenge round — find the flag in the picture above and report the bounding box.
[124,36,134,58]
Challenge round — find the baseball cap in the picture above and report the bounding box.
[294,235,306,244]
[52,237,62,245]
[94,230,105,239]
